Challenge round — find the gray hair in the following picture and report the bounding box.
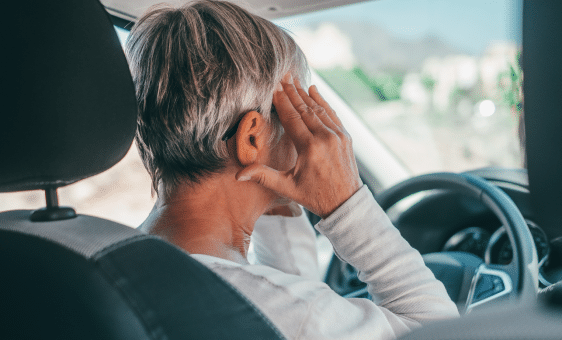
[126,0,309,195]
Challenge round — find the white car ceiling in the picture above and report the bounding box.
[101,0,369,22]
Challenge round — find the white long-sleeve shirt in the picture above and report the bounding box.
[191,185,458,339]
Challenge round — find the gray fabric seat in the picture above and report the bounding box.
[0,211,283,339]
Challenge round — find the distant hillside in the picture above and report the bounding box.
[305,21,465,76]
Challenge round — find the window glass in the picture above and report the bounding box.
[275,0,523,174]
[115,26,129,45]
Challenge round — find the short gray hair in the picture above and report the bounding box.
[126,0,309,195]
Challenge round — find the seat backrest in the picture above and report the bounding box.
[0,211,283,339]
[0,1,283,338]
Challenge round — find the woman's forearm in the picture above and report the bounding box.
[317,185,459,323]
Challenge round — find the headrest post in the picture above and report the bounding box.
[30,187,77,222]
[45,187,59,209]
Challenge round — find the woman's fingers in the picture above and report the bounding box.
[293,79,340,132]
[272,84,312,149]
[309,85,344,129]
[292,77,340,132]
[292,78,315,107]
[280,77,325,134]
[236,163,294,199]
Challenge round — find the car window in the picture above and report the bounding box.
[0,144,155,227]
[275,0,523,175]
[115,26,129,45]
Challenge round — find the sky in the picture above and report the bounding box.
[276,0,522,56]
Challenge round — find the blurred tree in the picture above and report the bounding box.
[352,66,403,101]
[421,75,436,92]
[498,51,523,113]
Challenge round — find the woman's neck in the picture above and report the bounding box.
[140,175,270,264]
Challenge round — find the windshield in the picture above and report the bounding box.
[275,0,524,175]
[0,0,523,228]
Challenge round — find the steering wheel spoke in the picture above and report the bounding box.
[466,263,514,311]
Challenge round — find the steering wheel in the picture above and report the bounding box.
[336,172,538,313]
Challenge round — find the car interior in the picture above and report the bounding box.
[1,0,561,339]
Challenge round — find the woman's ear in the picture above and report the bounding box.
[235,111,268,165]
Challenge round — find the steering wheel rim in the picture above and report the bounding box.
[375,172,538,309]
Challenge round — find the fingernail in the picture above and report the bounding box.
[238,175,251,182]
[282,73,293,84]
[275,82,283,92]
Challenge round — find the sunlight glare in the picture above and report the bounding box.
[479,100,496,117]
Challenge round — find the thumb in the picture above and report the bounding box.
[236,164,292,197]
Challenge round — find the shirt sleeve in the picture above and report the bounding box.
[315,185,459,325]
[251,207,320,281]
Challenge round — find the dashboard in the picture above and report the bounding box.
[442,220,560,286]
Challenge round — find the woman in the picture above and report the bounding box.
[127,1,458,339]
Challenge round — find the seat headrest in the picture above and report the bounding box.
[0,0,137,193]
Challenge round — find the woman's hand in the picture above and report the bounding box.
[236,76,363,219]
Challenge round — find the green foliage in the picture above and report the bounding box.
[315,67,380,112]
[421,76,436,91]
[352,67,403,101]
[498,51,523,114]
